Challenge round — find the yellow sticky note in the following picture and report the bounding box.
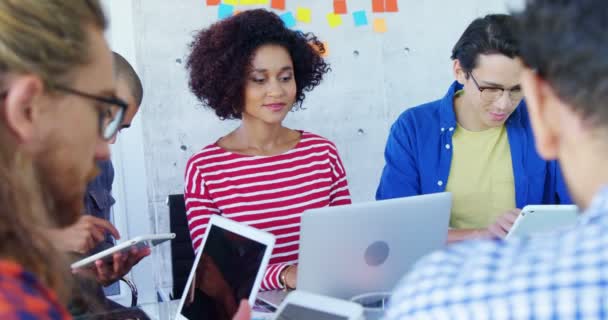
[239,0,257,4]
[327,13,343,28]
[373,18,387,33]
[224,0,238,5]
[296,7,312,23]
[257,0,270,4]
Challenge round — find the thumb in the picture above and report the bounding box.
[232,300,251,320]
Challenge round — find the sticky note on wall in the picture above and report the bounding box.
[353,10,368,26]
[280,12,297,28]
[327,13,343,28]
[218,4,234,19]
[334,0,347,14]
[271,0,285,10]
[385,0,399,12]
[310,41,329,57]
[224,0,238,5]
[207,0,221,5]
[373,18,387,33]
[372,0,385,12]
[239,0,257,4]
[296,7,312,23]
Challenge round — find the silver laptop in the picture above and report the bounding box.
[297,192,452,299]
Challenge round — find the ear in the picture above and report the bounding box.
[2,76,45,144]
[521,68,559,160]
[453,59,467,85]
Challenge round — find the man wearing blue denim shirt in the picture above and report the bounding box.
[376,14,571,243]
[385,1,608,318]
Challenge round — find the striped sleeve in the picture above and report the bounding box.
[327,144,352,206]
[260,262,291,291]
[184,155,221,250]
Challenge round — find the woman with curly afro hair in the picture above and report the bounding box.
[183,9,352,298]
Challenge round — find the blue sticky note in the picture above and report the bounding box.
[353,10,368,27]
[218,4,234,19]
[280,12,297,28]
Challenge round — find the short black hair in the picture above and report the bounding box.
[112,51,143,106]
[451,14,520,75]
[186,9,330,120]
[516,0,608,127]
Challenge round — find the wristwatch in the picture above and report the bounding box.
[280,265,295,291]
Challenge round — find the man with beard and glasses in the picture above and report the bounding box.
[0,2,253,319]
[0,0,126,318]
[45,51,150,318]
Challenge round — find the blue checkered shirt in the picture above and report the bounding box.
[385,187,608,319]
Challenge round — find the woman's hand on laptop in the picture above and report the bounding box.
[484,209,521,239]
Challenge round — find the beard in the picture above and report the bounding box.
[34,143,99,228]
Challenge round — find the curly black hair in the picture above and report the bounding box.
[515,0,608,127]
[186,9,330,120]
[451,14,520,76]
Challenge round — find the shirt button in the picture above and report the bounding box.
[449,127,454,131]
[445,144,451,150]
[437,180,443,186]
[441,128,445,132]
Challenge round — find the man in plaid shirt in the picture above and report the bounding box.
[385,0,608,319]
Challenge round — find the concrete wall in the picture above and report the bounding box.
[109,0,523,296]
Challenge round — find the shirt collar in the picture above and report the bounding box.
[578,185,608,225]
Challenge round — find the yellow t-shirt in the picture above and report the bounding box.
[445,124,516,229]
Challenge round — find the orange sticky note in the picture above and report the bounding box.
[373,18,387,33]
[385,0,399,12]
[372,0,385,12]
[271,0,285,10]
[334,0,347,14]
[207,0,221,5]
[310,41,329,57]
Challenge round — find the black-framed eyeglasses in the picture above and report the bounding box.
[54,85,128,141]
[468,73,524,104]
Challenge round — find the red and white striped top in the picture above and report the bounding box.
[184,131,351,290]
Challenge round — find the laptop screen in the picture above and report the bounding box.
[180,223,267,320]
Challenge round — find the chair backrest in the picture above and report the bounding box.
[167,194,195,299]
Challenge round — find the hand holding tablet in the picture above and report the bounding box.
[70,233,176,269]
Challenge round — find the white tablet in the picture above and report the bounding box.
[175,215,275,320]
[70,233,175,269]
[506,205,579,239]
[273,291,364,320]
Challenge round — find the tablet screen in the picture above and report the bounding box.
[276,304,348,320]
[180,224,267,320]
